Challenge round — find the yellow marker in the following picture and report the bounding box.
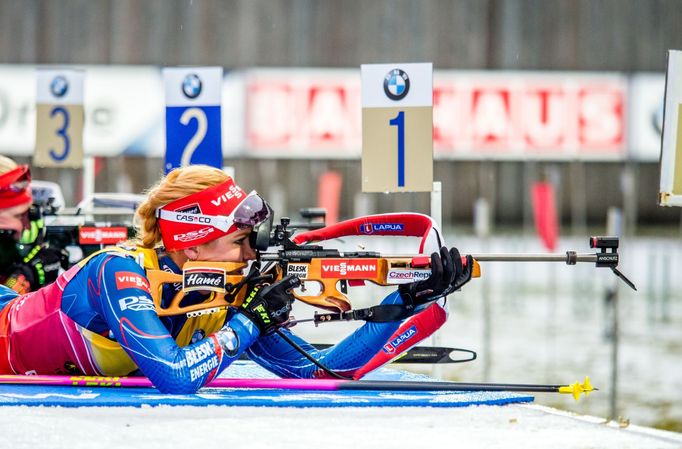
[559,376,596,401]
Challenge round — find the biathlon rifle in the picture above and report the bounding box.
[147,214,481,318]
[37,194,137,262]
[146,215,635,321]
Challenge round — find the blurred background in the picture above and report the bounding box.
[1,0,681,431]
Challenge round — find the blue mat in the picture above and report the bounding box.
[0,362,534,408]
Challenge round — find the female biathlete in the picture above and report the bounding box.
[0,165,471,393]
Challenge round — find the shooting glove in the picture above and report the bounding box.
[238,275,301,335]
[19,244,70,289]
[399,246,457,309]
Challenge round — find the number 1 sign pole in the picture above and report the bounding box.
[361,63,438,375]
[163,67,223,174]
[360,63,433,193]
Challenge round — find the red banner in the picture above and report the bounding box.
[245,71,626,159]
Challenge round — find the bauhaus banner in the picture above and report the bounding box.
[0,65,646,161]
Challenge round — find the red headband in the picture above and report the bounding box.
[157,178,269,251]
[0,165,32,209]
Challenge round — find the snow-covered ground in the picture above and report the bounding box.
[2,403,681,449]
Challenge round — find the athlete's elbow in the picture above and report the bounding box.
[153,377,201,394]
[144,364,202,394]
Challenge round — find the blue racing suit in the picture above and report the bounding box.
[0,247,406,393]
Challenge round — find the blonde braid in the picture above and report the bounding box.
[133,165,230,249]
[0,155,18,175]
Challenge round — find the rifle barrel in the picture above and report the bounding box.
[470,252,597,264]
[261,251,599,264]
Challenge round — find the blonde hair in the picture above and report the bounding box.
[134,165,230,248]
[0,155,18,175]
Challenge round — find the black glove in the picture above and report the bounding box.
[19,244,70,288]
[444,247,474,294]
[238,275,300,335]
[399,246,456,308]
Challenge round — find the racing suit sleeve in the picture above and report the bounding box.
[350,300,448,379]
[90,254,260,393]
[246,290,408,379]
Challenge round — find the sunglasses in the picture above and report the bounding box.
[156,191,271,233]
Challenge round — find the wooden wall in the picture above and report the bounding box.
[2,0,680,70]
[2,0,681,228]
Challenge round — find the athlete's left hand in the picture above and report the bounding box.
[445,247,473,293]
[399,246,456,307]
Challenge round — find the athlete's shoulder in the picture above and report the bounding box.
[82,248,145,276]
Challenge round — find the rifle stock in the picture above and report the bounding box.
[146,255,481,317]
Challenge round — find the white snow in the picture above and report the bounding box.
[1,403,681,449]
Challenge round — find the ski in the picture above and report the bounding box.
[237,344,476,364]
[0,374,595,400]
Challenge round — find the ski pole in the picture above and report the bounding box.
[0,374,596,400]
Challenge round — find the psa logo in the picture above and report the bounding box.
[382,325,418,354]
[183,267,226,293]
[116,272,151,294]
[119,295,155,312]
[359,223,405,234]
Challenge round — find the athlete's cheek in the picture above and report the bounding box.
[241,243,256,262]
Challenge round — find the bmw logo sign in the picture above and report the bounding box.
[182,73,202,99]
[383,69,410,101]
[50,75,69,98]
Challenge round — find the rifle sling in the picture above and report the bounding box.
[313,302,429,324]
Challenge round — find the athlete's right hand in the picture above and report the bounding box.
[30,245,69,285]
[238,275,300,335]
[12,244,69,290]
